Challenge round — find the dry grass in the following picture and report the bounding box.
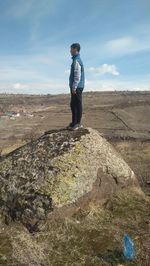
[32,188,149,266]
[0,92,150,265]
[111,140,150,196]
[0,188,149,266]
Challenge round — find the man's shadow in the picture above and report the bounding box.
[44,127,69,135]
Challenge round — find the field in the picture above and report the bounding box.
[0,91,150,265]
[0,91,150,194]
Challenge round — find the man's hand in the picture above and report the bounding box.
[72,88,76,94]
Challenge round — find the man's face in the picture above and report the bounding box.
[70,47,78,56]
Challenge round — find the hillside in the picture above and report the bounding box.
[0,92,149,265]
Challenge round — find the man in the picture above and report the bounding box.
[67,43,85,130]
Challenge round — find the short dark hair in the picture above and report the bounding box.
[70,43,80,52]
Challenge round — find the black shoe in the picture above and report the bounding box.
[71,123,83,130]
[66,122,75,129]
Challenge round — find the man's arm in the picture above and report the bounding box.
[72,60,81,92]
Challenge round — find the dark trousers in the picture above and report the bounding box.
[70,88,83,125]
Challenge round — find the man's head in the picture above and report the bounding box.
[70,43,80,56]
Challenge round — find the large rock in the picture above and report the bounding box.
[0,127,140,231]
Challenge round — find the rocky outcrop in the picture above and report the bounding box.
[0,127,140,232]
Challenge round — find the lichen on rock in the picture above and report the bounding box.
[0,127,141,231]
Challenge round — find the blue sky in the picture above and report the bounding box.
[0,0,150,94]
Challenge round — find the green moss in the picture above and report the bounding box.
[31,142,86,206]
[50,142,86,206]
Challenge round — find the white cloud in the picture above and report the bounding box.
[0,54,60,84]
[85,78,150,92]
[0,66,41,82]
[0,78,150,94]
[0,80,67,94]
[106,36,135,52]
[105,36,150,56]
[13,83,28,90]
[88,64,119,76]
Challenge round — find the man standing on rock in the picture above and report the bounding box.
[67,43,85,130]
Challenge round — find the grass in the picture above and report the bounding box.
[0,134,150,265]
[31,188,149,266]
[111,140,150,196]
[0,180,149,265]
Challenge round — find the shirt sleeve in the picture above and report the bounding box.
[72,60,81,89]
